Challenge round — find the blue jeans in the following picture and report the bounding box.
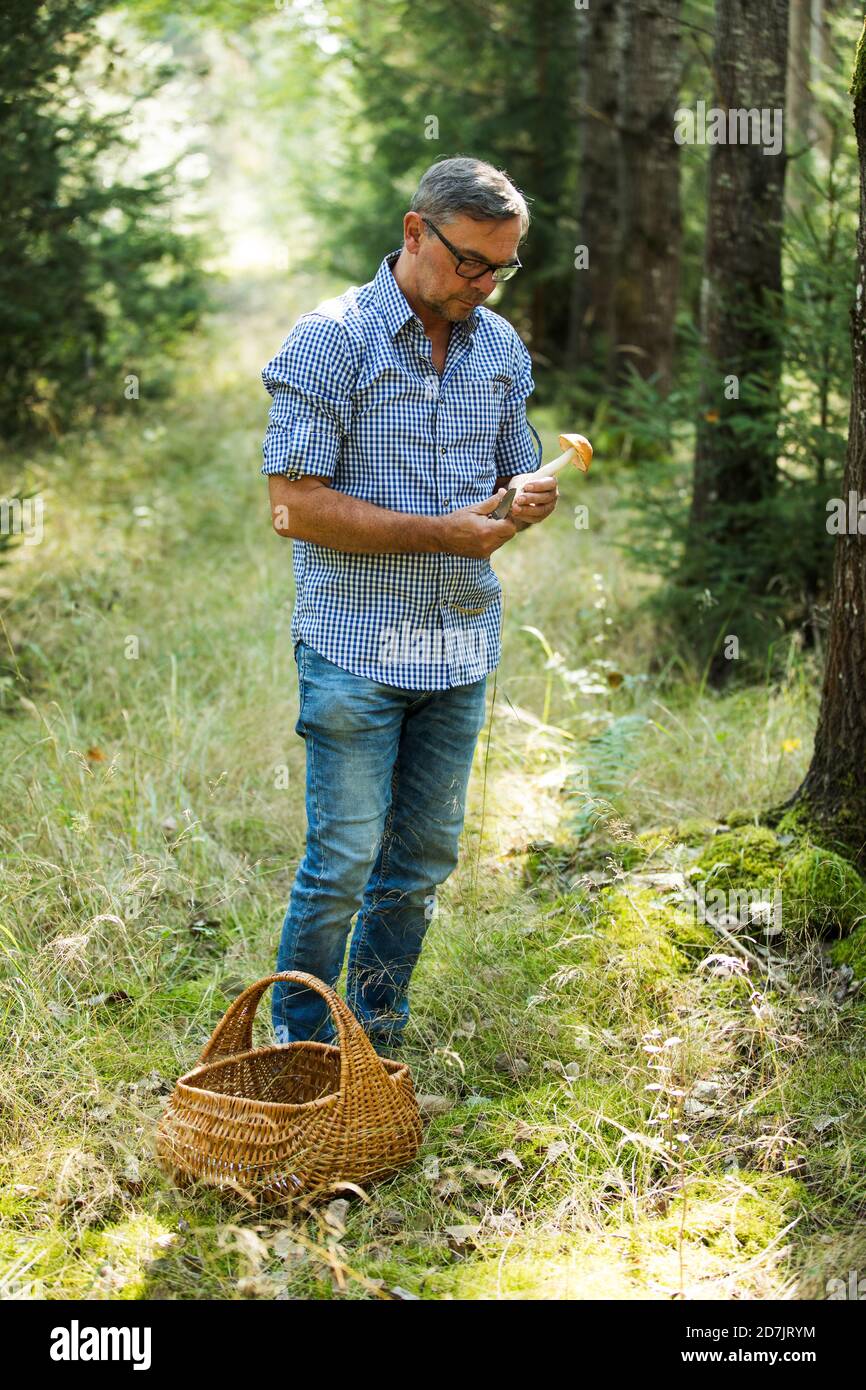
[271,641,488,1047]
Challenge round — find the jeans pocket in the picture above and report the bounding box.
[295,641,307,736]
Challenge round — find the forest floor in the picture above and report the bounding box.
[1,272,865,1301]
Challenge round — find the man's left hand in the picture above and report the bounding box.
[509,475,558,527]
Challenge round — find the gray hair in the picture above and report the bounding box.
[410,157,530,238]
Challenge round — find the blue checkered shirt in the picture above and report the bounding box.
[261,247,538,690]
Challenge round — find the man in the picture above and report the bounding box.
[261,156,558,1055]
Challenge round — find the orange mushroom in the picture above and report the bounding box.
[508,432,593,502]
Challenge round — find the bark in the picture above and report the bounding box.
[780,20,866,866]
[612,0,683,393]
[525,0,579,364]
[786,0,813,152]
[567,0,622,380]
[683,0,789,680]
[811,0,838,166]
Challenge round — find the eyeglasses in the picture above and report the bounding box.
[422,217,522,283]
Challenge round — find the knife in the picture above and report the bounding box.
[489,487,517,520]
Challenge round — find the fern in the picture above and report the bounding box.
[562,714,648,837]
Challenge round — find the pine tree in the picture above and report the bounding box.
[773,20,866,866]
[0,1,207,438]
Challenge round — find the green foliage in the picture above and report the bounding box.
[563,714,648,837]
[782,134,856,501]
[0,0,209,439]
[0,490,26,567]
[605,60,858,679]
[610,251,850,676]
[276,0,580,374]
[0,485,39,705]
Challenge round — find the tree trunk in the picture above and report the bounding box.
[811,0,838,166]
[524,0,580,365]
[786,0,813,152]
[682,0,789,680]
[612,0,683,393]
[567,0,622,381]
[778,21,866,866]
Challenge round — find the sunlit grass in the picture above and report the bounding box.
[0,273,859,1301]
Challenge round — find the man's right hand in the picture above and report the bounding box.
[437,490,517,558]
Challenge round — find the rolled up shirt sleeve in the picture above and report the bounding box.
[494,335,540,479]
[261,313,355,480]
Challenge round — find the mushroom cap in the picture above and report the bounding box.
[558,432,593,473]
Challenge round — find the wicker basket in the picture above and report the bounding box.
[154,971,423,1203]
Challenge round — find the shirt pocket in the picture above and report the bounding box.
[453,372,512,463]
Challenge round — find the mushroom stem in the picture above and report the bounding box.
[536,446,578,479]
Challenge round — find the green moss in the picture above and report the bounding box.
[695,826,783,894]
[596,887,716,980]
[621,817,732,866]
[654,1173,808,1257]
[777,794,866,866]
[830,920,866,976]
[521,840,574,884]
[620,826,677,868]
[780,847,866,938]
[724,808,761,829]
[776,803,816,841]
[668,908,722,956]
[675,816,720,847]
[851,17,866,102]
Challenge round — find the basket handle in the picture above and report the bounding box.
[194,971,382,1087]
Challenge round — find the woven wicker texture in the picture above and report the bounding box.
[154,971,423,1202]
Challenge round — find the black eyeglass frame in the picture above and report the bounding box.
[421,217,522,283]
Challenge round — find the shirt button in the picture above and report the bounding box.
[439,446,446,456]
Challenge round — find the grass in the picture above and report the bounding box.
[1,270,864,1300]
